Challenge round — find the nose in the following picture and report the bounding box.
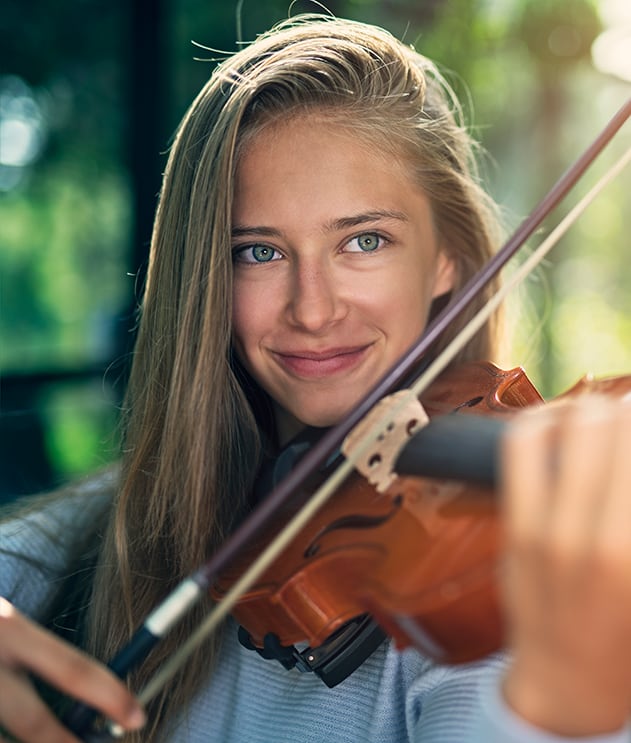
[287,258,347,333]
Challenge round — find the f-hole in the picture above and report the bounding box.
[453,396,483,412]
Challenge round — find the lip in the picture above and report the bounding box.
[272,345,372,379]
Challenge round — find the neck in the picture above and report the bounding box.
[273,401,307,447]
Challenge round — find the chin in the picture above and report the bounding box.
[297,407,351,429]
[279,391,366,435]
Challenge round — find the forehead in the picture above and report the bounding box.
[234,114,419,196]
[232,114,437,241]
[238,109,416,171]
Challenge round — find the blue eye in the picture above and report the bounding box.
[234,244,279,264]
[349,233,382,252]
[251,245,276,262]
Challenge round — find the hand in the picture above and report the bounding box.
[0,597,145,742]
[500,395,631,736]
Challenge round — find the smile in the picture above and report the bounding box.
[272,345,372,379]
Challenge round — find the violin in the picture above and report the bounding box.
[213,361,631,671]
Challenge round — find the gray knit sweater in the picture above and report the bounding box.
[1,478,628,743]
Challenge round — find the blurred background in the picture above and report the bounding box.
[1,0,629,502]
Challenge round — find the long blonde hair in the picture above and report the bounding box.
[84,14,502,738]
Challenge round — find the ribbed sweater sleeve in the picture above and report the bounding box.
[2,485,630,743]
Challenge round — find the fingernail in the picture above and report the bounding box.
[127,706,146,729]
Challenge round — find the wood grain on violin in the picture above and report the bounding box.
[213,362,631,666]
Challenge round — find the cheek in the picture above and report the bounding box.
[231,281,276,358]
[371,269,435,332]
[231,284,255,356]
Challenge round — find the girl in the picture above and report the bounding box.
[2,14,630,743]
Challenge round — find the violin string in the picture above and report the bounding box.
[134,456,357,706]
[131,144,631,711]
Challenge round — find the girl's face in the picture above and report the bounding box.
[231,116,454,441]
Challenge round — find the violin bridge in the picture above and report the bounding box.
[341,390,429,493]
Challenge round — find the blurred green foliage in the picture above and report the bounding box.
[1,0,630,489]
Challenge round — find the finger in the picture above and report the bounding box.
[0,600,145,732]
[500,405,560,628]
[548,396,618,548]
[0,665,80,743]
[596,397,631,558]
[501,404,557,545]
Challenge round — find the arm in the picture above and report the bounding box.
[498,394,631,739]
[0,473,144,741]
[0,598,145,743]
[477,665,630,743]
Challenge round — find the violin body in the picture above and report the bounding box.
[213,362,631,665]
[212,363,529,663]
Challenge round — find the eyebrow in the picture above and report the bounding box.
[231,209,409,239]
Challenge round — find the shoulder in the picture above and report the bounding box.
[0,467,117,619]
